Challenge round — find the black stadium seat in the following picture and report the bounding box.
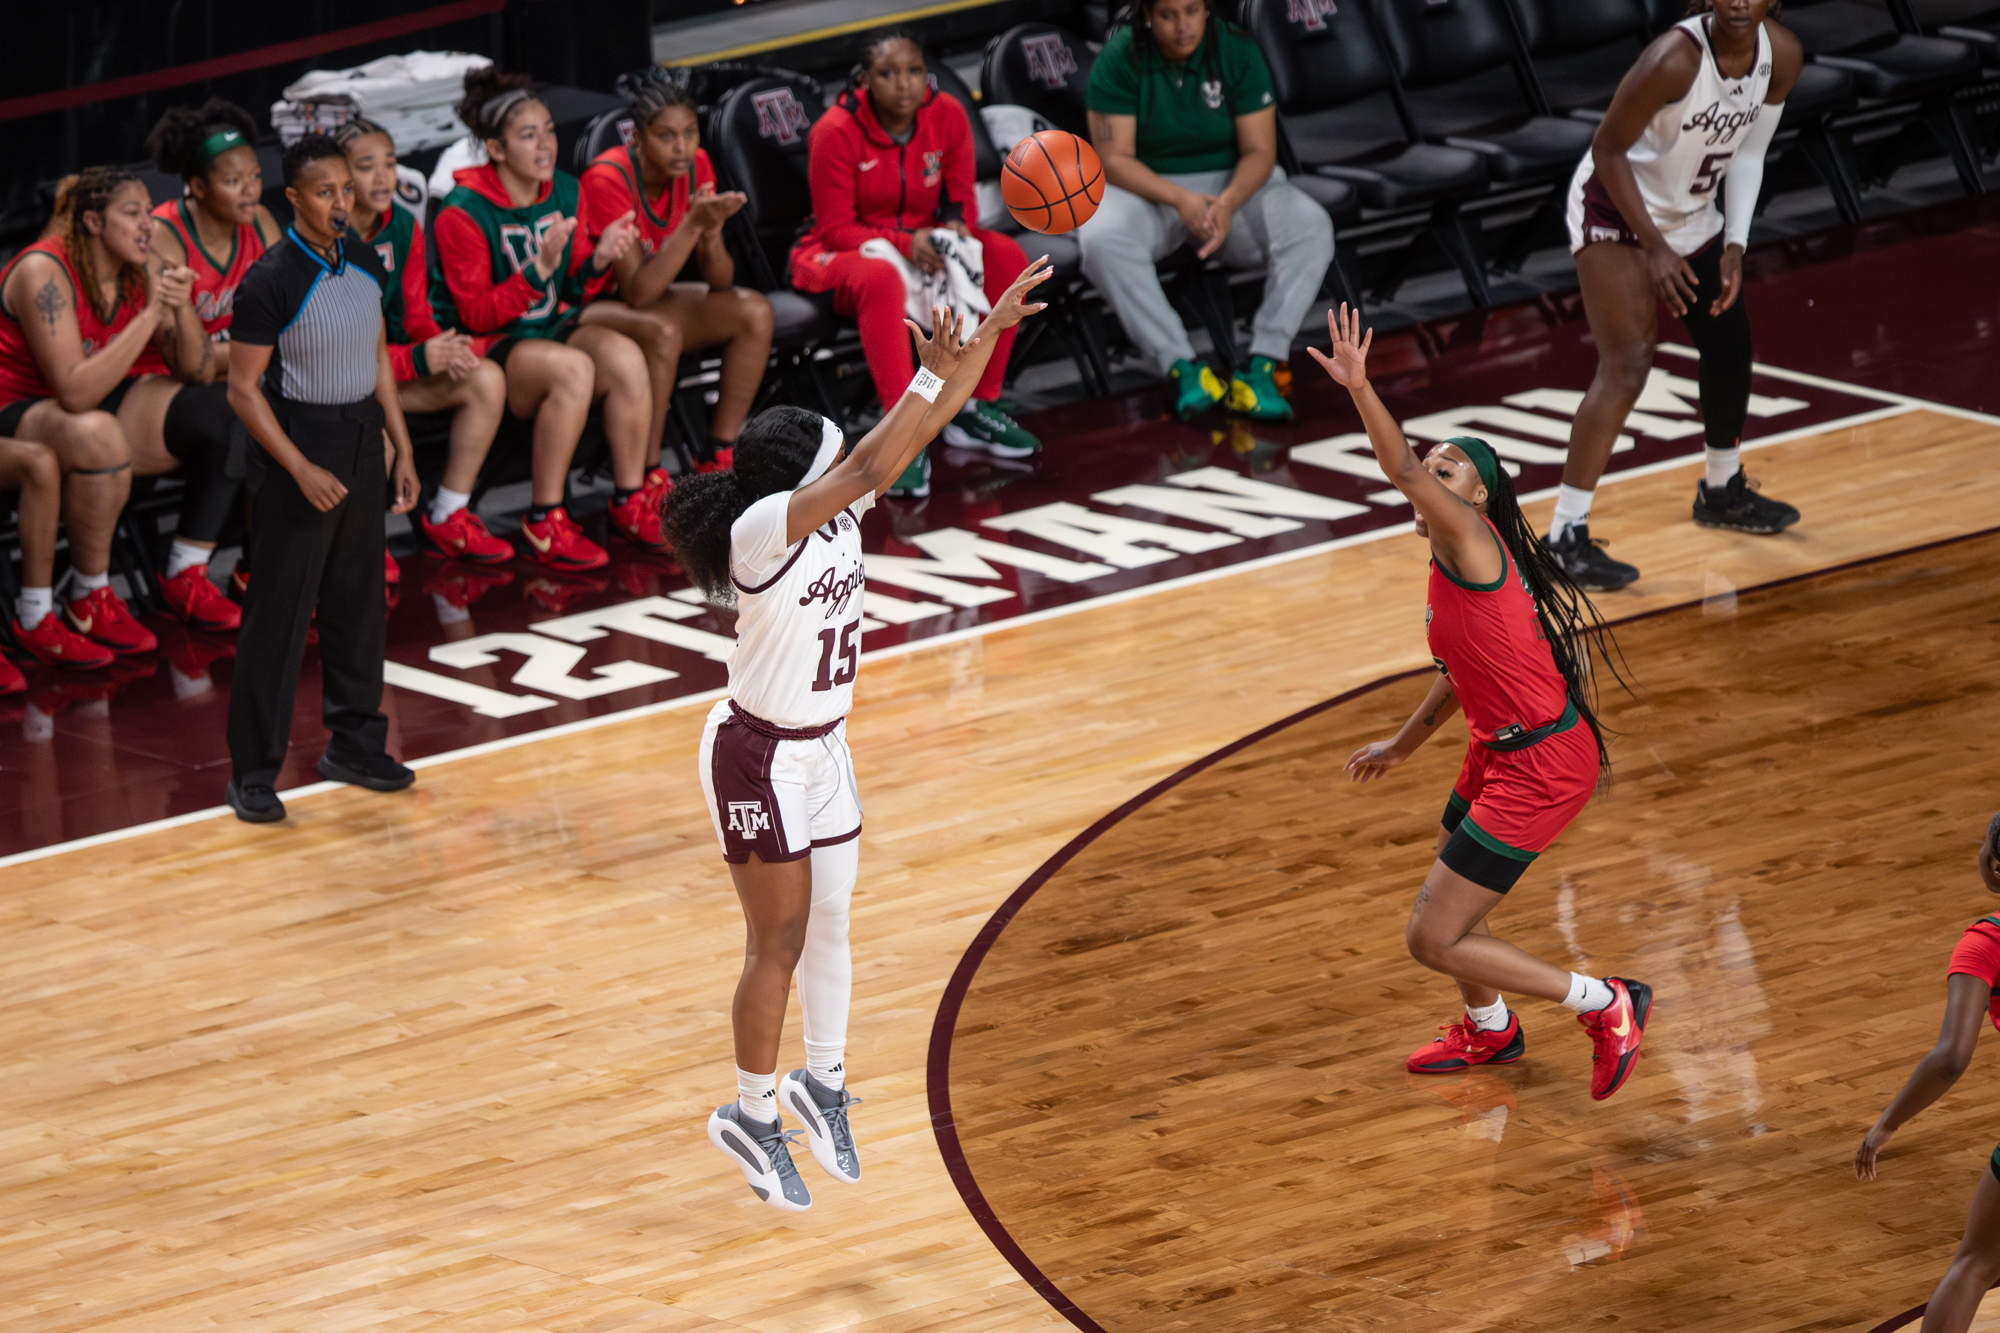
[1907,0,2000,67]
[1508,0,1651,117]
[573,106,635,177]
[981,23,1095,136]
[1240,0,1496,304]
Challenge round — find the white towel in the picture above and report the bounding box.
[858,228,990,339]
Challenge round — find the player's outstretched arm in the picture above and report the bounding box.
[1854,972,1988,1180]
[787,258,1052,540]
[1345,675,1458,783]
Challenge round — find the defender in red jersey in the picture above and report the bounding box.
[1859,813,2000,1333]
[579,69,773,475]
[1312,303,1652,1102]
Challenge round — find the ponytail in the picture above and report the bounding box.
[662,405,827,603]
[53,168,147,326]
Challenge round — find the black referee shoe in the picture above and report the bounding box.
[1543,523,1639,592]
[318,749,415,792]
[226,779,286,823]
[1693,470,1800,535]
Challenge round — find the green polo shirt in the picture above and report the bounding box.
[1087,21,1276,175]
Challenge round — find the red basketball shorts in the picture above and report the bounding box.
[1440,720,1597,892]
[698,700,863,865]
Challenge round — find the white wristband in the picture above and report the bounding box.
[907,367,945,403]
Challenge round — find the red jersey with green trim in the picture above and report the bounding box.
[428,163,610,343]
[131,199,266,376]
[0,239,148,402]
[349,168,447,381]
[1425,517,1570,747]
[1948,917,2000,1032]
[579,143,716,291]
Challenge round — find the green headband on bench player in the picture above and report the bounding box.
[1441,435,1499,496]
[197,128,249,167]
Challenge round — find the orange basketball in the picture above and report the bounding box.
[1001,130,1104,235]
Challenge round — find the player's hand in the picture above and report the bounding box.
[594,211,641,268]
[1307,302,1373,392]
[390,451,420,514]
[979,254,1053,332]
[1647,241,1700,315]
[1344,739,1408,783]
[1175,190,1218,247]
[685,186,745,236]
[532,214,580,282]
[424,331,481,381]
[151,263,194,315]
[1712,244,1744,315]
[1854,1123,1895,1181]
[910,229,947,275]
[291,460,349,512]
[1196,196,1235,259]
[908,303,967,379]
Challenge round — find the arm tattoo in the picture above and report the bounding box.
[33,277,62,334]
[1421,706,1441,727]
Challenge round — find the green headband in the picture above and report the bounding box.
[197,128,248,168]
[1440,435,1499,497]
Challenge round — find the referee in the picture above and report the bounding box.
[224,133,421,823]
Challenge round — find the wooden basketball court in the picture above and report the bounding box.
[6,405,2000,1331]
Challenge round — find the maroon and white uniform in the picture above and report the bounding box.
[698,480,871,864]
[1567,15,1779,256]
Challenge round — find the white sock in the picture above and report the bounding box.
[1465,997,1510,1033]
[16,587,51,631]
[805,1043,845,1090]
[165,539,208,580]
[70,569,109,596]
[1704,447,1741,490]
[1562,972,1615,1014]
[736,1068,778,1126]
[430,486,471,525]
[1551,484,1594,541]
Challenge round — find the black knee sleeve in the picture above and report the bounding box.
[1678,243,1754,454]
[162,382,246,544]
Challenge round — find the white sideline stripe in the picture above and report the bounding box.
[0,378,1950,871]
[1657,343,2000,427]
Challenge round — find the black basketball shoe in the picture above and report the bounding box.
[1543,523,1639,592]
[1692,470,1801,534]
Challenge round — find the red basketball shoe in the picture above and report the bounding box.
[67,584,160,651]
[156,565,240,633]
[1407,1013,1525,1074]
[694,447,732,474]
[15,614,114,670]
[609,488,671,552]
[1580,978,1652,1101]
[519,506,608,571]
[641,464,675,499]
[422,506,512,564]
[384,548,402,585]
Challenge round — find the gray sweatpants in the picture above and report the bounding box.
[1077,166,1335,375]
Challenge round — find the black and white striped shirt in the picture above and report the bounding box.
[230,230,388,405]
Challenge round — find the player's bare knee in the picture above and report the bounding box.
[64,411,130,473]
[470,357,507,407]
[1404,919,1453,972]
[734,287,774,336]
[22,445,60,492]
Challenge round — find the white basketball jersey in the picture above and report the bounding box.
[727,489,873,729]
[1570,16,1774,255]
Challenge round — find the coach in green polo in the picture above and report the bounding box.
[1079,0,1333,421]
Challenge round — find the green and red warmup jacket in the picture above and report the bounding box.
[429,162,611,349]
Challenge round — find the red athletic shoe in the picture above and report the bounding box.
[65,585,159,652]
[15,614,114,669]
[1580,978,1652,1101]
[422,506,512,564]
[641,465,675,501]
[384,548,401,585]
[608,487,671,552]
[156,565,241,633]
[1406,1013,1526,1074]
[0,653,24,694]
[695,447,733,474]
[519,506,608,571]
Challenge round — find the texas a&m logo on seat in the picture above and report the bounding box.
[1022,33,1079,88]
[727,800,773,837]
[1289,0,1338,29]
[753,88,812,146]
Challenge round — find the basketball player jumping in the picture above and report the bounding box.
[1547,0,1804,591]
[1312,303,1653,1102]
[664,257,1052,1211]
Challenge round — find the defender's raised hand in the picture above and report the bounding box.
[1307,302,1373,391]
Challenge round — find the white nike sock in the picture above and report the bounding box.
[430,486,471,525]
[1551,485,1594,541]
[1465,997,1510,1033]
[1704,446,1741,490]
[70,569,109,596]
[736,1068,778,1126]
[1562,972,1615,1015]
[16,587,51,631]
[165,539,208,580]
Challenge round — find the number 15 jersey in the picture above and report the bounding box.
[728,488,873,729]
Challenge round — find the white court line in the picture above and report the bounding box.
[0,374,1954,871]
[1658,343,2000,426]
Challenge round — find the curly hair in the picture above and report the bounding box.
[459,66,540,141]
[146,98,260,181]
[51,168,148,326]
[663,405,827,603]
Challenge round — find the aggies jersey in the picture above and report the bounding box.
[727,489,873,730]
[1567,16,1774,256]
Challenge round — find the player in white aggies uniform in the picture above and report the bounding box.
[1547,0,1804,593]
[664,259,1053,1212]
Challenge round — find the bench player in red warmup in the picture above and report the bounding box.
[1313,303,1653,1102]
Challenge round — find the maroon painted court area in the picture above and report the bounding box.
[2,194,1997,858]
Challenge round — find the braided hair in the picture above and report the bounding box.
[662,405,828,603]
[1443,438,1628,780]
[617,65,699,131]
[850,27,924,88]
[51,168,147,326]
[146,98,260,182]
[332,115,394,151]
[1114,0,1219,79]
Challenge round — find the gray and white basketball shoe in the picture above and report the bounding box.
[780,1069,863,1184]
[706,1103,813,1211]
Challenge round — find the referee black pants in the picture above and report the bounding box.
[227,397,389,788]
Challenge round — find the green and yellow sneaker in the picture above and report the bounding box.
[887,449,931,500]
[1168,358,1226,420]
[1228,354,1293,421]
[942,399,1039,458]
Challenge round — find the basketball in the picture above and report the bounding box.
[1002,129,1103,235]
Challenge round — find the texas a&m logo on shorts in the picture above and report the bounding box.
[753,89,812,146]
[727,800,773,837]
[1289,0,1338,30]
[1022,34,1078,88]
